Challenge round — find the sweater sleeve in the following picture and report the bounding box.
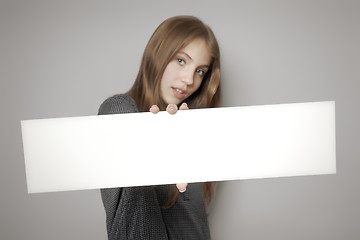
[98,94,169,240]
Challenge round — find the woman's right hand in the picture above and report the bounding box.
[149,102,188,114]
[149,103,189,192]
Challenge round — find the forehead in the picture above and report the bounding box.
[180,38,212,65]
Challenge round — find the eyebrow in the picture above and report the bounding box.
[178,51,210,69]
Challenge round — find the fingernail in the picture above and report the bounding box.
[166,104,177,113]
[150,105,160,113]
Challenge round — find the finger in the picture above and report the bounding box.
[179,102,189,110]
[166,104,178,114]
[176,183,188,193]
[149,105,160,114]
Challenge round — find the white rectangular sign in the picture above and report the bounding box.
[21,101,336,193]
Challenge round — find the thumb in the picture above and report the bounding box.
[176,183,188,193]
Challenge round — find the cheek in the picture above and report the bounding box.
[160,66,171,94]
[191,79,203,93]
[161,63,177,85]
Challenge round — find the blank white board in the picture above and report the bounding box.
[21,101,336,193]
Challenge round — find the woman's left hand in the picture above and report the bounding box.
[149,103,189,192]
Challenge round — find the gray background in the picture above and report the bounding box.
[1,0,359,239]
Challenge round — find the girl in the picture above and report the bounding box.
[98,15,221,240]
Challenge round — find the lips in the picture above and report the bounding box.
[175,88,184,94]
[172,87,186,100]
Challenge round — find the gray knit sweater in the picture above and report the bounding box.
[98,94,211,240]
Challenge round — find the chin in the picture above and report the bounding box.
[165,98,181,105]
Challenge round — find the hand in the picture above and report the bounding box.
[149,102,189,114]
[176,183,188,193]
[149,103,189,192]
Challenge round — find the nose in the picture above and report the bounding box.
[181,69,194,85]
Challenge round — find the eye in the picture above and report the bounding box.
[177,58,185,65]
[196,69,206,77]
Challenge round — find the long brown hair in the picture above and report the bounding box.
[127,15,221,210]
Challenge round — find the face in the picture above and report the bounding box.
[160,38,212,105]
